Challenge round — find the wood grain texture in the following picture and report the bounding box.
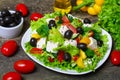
[0,0,119,80]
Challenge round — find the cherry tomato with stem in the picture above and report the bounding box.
[2,72,22,80]
[16,3,28,16]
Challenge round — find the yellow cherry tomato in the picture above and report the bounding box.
[95,0,104,6]
[76,0,88,12]
[87,7,98,15]
[93,4,101,14]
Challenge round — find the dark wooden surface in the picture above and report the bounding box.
[0,0,120,80]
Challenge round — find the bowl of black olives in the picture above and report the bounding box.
[0,9,24,39]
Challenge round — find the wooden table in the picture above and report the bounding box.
[0,0,120,80]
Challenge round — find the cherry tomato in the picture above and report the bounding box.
[110,50,120,66]
[16,3,28,16]
[30,48,43,54]
[63,23,77,33]
[30,12,43,21]
[57,50,64,63]
[62,15,70,23]
[1,40,18,57]
[2,72,22,80]
[14,59,35,74]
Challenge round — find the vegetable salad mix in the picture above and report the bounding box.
[25,12,108,72]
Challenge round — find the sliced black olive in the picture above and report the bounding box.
[76,27,83,34]
[77,43,87,51]
[1,9,11,17]
[97,40,103,47]
[64,30,73,39]
[64,53,71,62]
[83,18,91,24]
[48,20,56,29]
[30,38,37,47]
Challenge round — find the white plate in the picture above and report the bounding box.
[21,28,112,75]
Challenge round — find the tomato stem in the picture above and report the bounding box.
[73,0,94,11]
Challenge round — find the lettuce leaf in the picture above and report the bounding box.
[54,44,79,56]
[48,27,64,45]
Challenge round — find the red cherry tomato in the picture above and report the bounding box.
[2,72,22,80]
[57,50,64,63]
[16,3,28,16]
[63,23,77,33]
[30,48,43,54]
[110,50,120,66]
[1,40,18,57]
[30,12,43,21]
[14,59,35,74]
[62,15,70,23]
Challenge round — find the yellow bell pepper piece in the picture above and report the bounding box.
[95,0,104,6]
[80,37,91,45]
[93,4,101,14]
[76,57,85,68]
[76,0,88,12]
[87,7,98,15]
[80,49,87,59]
[31,33,40,39]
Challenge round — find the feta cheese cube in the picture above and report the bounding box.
[64,39,77,46]
[37,38,47,49]
[88,37,98,50]
[59,25,69,36]
[46,41,59,53]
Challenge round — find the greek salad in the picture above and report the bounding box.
[25,12,108,72]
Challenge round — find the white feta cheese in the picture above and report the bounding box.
[88,37,98,50]
[59,25,69,36]
[37,38,47,49]
[64,39,77,46]
[46,41,59,53]
[83,24,92,27]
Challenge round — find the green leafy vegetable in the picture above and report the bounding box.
[97,0,120,50]
[48,27,64,44]
[36,24,49,37]
[54,44,80,56]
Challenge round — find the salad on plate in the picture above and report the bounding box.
[22,12,112,75]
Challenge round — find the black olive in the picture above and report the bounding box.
[64,30,73,39]
[76,27,83,34]
[0,16,3,21]
[83,18,91,24]
[77,43,87,51]
[64,53,71,62]
[1,9,11,17]
[0,20,6,26]
[3,16,14,24]
[48,20,56,29]
[30,38,37,47]
[97,40,103,47]
[9,22,17,27]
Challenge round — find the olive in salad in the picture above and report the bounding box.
[25,12,108,72]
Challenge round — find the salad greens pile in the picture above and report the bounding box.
[97,0,120,50]
[25,12,108,73]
